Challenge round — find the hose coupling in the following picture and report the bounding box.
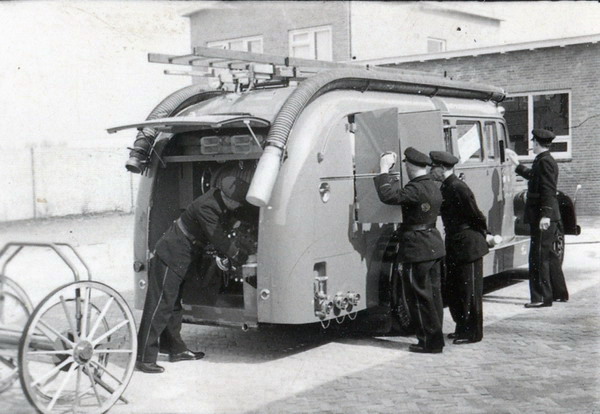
[346,292,361,307]
[334,292,349,311]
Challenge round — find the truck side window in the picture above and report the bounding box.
[443,120,453,154]
[498,122,509,162]
[484,121,496,160]
[456,120,483,162]
[498,122,508,142]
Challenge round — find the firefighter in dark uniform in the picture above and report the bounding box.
[430,151,489,344]
[136,176,251,373]
[506,129,569,307]
[374,147,446,353]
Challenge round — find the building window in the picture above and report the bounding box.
[427,37,446,53]
[503,91,571,159]
[289,25,332,61]
[207,36,263,53]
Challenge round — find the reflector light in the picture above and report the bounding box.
[201,136,220,154]
[231,135,252,154]
[199,134,263,155]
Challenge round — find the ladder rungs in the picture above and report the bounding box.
[193,46,289,66]
[151,46,452,89]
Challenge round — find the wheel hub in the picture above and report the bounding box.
[73,340,93,364]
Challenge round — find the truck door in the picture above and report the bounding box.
[397,110,445,183]
[483,120,505,236]
[453,120,493,224]
[354,108,445,223]
[354,108,401,224]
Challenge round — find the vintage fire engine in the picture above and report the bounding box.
[109,47,579,333]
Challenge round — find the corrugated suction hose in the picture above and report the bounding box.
[125,85,224,174]
[246,68,505,206]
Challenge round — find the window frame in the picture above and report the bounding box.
[427,37,446,53]
[455,119,485,164]
[504,90,572,160]
[498,121,509,163]
[443,120,453,154]
[207,35,263,53]
[483,121,497,162]
[288,25,333,61]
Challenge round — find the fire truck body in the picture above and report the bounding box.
[109,49,578,332]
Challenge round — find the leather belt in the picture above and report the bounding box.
[445,223,470,234]
[399,222,436,231]
[176,218,196,243]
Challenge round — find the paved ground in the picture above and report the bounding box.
[0,213,599,413]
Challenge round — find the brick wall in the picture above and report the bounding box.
[189,2,350,61]
[390,43,600,215]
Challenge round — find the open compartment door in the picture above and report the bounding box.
[354,108,402,224]
[107,114,270,134]
[354,109,446,224]
[397,110,445,182]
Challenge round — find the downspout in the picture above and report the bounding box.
[347,1,352,61]
[246,68,505,206]
[125,85,224,174]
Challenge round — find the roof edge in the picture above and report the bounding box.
[359,33,600,66]
[420,2,503,23]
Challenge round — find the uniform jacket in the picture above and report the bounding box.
[515,151,561,224]
[155,188,239,277]
[374,173,445,263]
[440,174,489,264]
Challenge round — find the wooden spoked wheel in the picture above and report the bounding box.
[0,276,32,393]
[18,281,137,413]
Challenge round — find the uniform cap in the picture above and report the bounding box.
[429,151,459,167]
[531,129,556,143]
[220,176,250,203]
[402,147,431,167]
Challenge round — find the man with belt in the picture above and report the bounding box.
[506,129,569,307]
[430,151,489,344]
[136,176,251,373]
[374,147,446,353]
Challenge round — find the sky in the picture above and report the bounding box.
[484,1,600,44]
[0,1,194,148]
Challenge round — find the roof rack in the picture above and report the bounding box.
[148,46,431,90]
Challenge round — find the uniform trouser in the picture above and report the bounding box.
[401,259,445,350]
[446,258,483,341]
[137,257,188,363]
[528,222,569,303]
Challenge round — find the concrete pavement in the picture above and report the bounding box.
[0,213,598,413]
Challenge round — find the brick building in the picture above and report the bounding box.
[362,34,600,215]
[185,2,502,61]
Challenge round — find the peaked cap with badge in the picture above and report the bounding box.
[220,176,250,203]
[403,147,432,167]
[531,129,556,144]
[430,151,459,168]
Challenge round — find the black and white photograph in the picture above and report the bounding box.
[1,1,599,413]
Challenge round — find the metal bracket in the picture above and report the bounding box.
[0,242,92,283]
